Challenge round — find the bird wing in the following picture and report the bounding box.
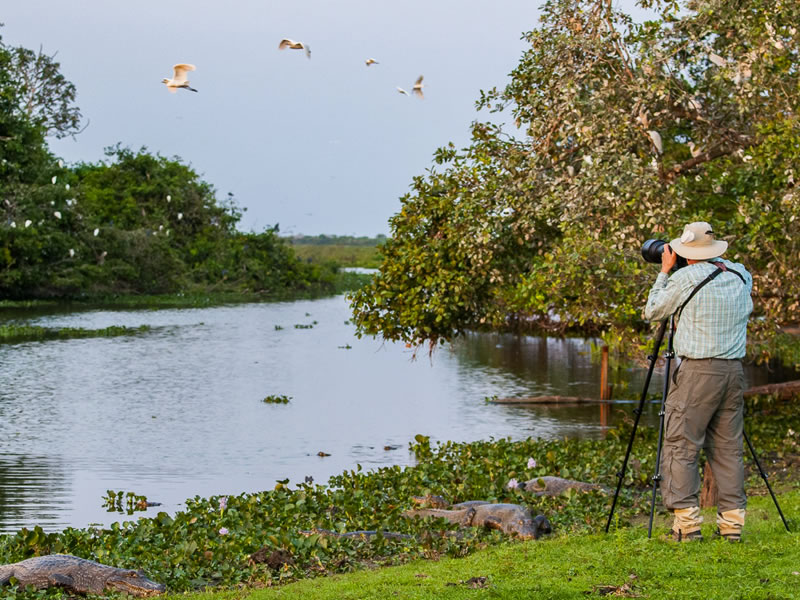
[278,39,296,50]
[396,87,409,95]
[172,64,196,83]
[414,75,424,87]
[304,44,311,59]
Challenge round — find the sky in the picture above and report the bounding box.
[3,1,647,237]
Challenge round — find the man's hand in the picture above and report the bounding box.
[661,244,677,274]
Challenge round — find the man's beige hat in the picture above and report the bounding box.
[670,221,728,260]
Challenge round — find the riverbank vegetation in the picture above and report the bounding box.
[349,0,800,366]
[0,37,364,308]
[1,394,798,598]
[176,491,800,600]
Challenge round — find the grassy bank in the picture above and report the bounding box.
[0,271,372,313]
[176,491,800,600]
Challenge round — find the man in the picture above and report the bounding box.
[643,221,753,542]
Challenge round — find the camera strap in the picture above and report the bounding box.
[674,262,745,323]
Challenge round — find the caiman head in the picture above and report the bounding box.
[505,513,553,540]
[106,569,166,597]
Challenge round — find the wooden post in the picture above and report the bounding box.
[600,345,609,400]
[700,462,718,508]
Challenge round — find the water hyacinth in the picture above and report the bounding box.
[219,496,228,510]
[218,527,229,535]
[506,478,519,489]
[528,457,537,469]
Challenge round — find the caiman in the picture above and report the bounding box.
[521,476,604,496]
[0,554,166,596]
[404,500,552,540]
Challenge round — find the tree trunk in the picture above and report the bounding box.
[700,462,718,508]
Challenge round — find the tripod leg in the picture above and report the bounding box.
[605,319,668,533]
[743,428,790,532]
[648,317,676,538]
[647,357,671,538]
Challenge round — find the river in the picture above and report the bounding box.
[0,295,789,533]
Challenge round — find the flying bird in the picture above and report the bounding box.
[396,87,409,96]
[162,64,198,93]
[279,39,311,59]
[411,75,424,99]
[365,58,379,66]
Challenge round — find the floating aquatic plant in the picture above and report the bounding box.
[102,490,154,514]
[0,324,151,345]
[263,395,292,404]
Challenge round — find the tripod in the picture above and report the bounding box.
[605,317,790,536]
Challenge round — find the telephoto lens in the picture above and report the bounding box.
[641,239,667,263]
[641,239,687,270]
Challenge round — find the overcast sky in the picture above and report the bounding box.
[3,0,647,236]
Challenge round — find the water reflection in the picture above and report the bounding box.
[0,296,793,533]
[0,455,71,532]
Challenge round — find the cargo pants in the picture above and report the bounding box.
[660,358,747,536]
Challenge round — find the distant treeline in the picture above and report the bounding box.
[0,36,346,301]
[287,234,388,247]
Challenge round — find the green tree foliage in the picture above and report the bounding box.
[350,0,800,361]
[1,146,331,297]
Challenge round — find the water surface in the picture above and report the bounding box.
[0,296,788,532]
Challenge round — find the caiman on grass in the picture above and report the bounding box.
[0,554,166,596]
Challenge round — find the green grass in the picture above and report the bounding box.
[291,244,382,269]
[175,493,800,600]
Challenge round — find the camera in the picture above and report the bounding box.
[641,239,687,270]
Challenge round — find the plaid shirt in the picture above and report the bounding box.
[644,258,753,359]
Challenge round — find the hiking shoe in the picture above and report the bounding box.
[672,529,703,542]
[713,529,742,543]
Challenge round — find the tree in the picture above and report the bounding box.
[350,0,800,362]
[1,33,84,138]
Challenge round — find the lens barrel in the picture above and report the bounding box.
[641,239,667,264]
[641,238,688,270]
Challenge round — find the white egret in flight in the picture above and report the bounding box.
[162,64,198,93]
[279,39,311,59]
[411,75,424,99]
